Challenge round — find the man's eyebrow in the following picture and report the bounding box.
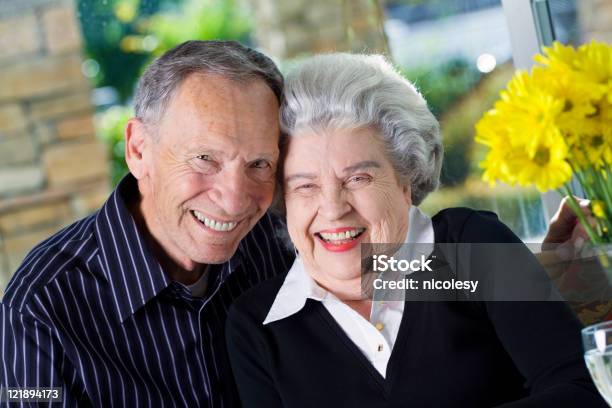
[343,160,381,174]
[185,147,277,161]
[284,173,317,183]
[251,152,279,161]
[186,146,222,155]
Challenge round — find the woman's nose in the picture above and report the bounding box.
[318,187,351,221]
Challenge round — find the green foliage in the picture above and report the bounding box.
[439,63,515,187]
[440,128,472,186]
[96,106,133,186]
[400,59,483,186]
[402,58,482,118]
[78,0,161,101]
[78,0,252,102]
[137,0,251,56]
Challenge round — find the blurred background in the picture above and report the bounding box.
[0,0,609,294]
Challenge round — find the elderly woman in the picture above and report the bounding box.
[225,54,604,407]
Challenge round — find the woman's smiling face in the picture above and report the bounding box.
[283,127,412,296]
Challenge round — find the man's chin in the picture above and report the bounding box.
[192,242,240,265]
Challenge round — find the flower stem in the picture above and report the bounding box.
[559,186,601,244]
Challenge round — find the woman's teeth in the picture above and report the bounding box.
[192,210,238,232]
[319,228,365,243]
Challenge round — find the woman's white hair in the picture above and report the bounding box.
[280,53,443,205]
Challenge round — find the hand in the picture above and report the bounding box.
[543,196,596,260]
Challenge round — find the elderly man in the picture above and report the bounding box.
[0,40,591,407]
[1,41,290,407]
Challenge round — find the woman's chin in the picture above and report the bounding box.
[312,252,363,282]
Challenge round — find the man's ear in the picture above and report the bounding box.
[125,118,149,179]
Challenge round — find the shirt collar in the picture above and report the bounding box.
[399,205,435,264]
[262,257,326,325]
[93,173,243,322]
[263,206,434,325]
[94,174,171,322]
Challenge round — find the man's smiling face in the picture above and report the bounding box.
[135,73,280,270]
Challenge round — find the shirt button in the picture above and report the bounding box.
[375,322,384,331]
[377,344,384,352]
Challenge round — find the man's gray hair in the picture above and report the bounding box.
[280,53,443,205]
[134,40,283,126]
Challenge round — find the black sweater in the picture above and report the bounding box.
[226,208,606,407]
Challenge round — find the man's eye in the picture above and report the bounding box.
[297,183,316,190]
[251,159,271,169]
[192,155,218,174]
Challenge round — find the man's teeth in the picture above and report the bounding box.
[192,210,237,232]
[319,228,365,242]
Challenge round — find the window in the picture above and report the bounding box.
[386,0,548,240]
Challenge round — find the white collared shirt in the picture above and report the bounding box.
[263,206,434,378]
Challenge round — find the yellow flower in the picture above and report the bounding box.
[531,67,599,134]
[508,138,573,192]
[476,110,572,191]
[575,41,612,101]
[584,133,608,169]
[475,111,516,185]
[476,41,612,195]
[537,41,609,103]
[591,201,606,219]
[599,98,612,122]
[479,151,510,186]
[565,100,612,169]
[535,42,579,70]
[493,72,564,156]
[474,110,505,147]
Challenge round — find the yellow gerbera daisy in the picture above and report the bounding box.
[506,138,573,192]
[476,40,612,202]
[535,42,579,71]
[575,41,612,98]
[531,67,599,134]
[494,84,564,156]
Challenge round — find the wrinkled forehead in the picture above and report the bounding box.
[155,74,281,147]
[281,127,390,173]
[168,72,279,116]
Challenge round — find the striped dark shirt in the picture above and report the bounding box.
[0,174,293,407]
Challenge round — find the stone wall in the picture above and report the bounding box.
[0,0,109,295]
[249,0,389,58]
[578,0,612,43]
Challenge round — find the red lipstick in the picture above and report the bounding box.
[315,227,365,252]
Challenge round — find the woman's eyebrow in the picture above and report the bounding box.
[284,173,317,183]
[343,160,381,174]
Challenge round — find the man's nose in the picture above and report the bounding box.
[318,186,351,221]
[211,167,252,216]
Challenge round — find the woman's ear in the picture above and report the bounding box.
[125,118,149,179]
[402,183,412,206]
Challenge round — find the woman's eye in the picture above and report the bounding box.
[296,183,316,190]
[346,175,371,185]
